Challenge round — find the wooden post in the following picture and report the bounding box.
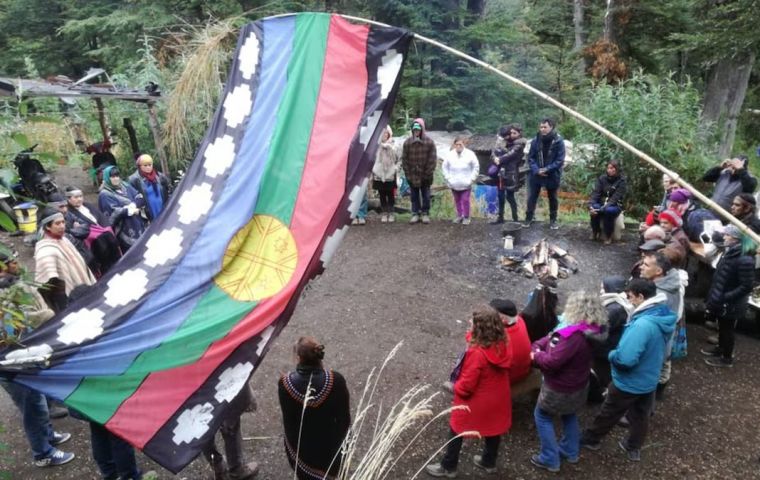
[146,102,170,175]
[122,118,140,158]
[94,98,111,142]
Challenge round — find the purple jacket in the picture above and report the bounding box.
[532,324,604,393]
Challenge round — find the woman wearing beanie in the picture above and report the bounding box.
[658,209,690,254]
[128,153,172,222]
[372,126,399,223]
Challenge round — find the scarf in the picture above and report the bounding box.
[101,166,125,195]
[555,322,600,338]
[139,167,158,183]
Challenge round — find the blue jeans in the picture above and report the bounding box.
[357,195,368,220]
[0,379,54,460]
[590,203,622,237]
[409,186,431,215]
[90,421,141,479]
[534,406,579,468]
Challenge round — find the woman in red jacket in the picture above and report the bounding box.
[426,306,512,477]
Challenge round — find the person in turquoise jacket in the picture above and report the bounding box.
[580,278,675,462]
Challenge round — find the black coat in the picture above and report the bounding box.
[707,243,754,317]
[589,173,627,208]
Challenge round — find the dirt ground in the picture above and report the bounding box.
[1,167,759,479]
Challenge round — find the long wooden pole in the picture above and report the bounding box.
[337,14,760,246]
[146,102,170,176]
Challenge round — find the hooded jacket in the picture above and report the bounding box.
[451,339,512,437]
[442,146,479,191]
[653,268,684,322]
[372,126,399,183]
[707,242,754,317]
[609,293,676,394]
[598,291,632,358]
[532,324,607,393]
[401,118,438,188]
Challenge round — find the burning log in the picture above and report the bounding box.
[499,238,580,281]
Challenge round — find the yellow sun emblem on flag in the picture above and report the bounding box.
[214,215,298,302]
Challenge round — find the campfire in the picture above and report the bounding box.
[500,238,579,280]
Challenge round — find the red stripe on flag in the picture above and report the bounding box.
[106,16,370,448]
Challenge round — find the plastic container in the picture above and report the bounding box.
[13,202,38,234]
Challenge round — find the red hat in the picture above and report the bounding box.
[658,209,682,228]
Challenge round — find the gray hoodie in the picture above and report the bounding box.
[654,268,683,324]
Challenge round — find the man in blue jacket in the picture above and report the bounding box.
[524,118,565,230]
[580,278,676,462]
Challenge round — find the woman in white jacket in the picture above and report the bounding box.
[443,137,480,224]
[372,126,399,223]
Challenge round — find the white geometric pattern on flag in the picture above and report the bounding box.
[144,228,184,267]
[104,269,149,308]
[203,135,237,179]
[222,84,253,129]
[347,178,369,218]
[172,402,215,445]
[320,226,348,266]
[238,32,261,80]
[177,183,214,225]
[214,362,254,403]
[56,308,105,345]
[0,344,53,366]
[359,110,382,148]
[255,325,276,356]
[378,49,403,99]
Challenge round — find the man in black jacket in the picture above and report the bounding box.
[589,160,627,244]
[702,155,757,213]
[525,118,565,229]
[701,225,755,367]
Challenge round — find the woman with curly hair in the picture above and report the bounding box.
[529,291,608,473]
[426,306,512,477]
[278,337,350,480]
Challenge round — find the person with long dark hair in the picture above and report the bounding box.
[278,337,350,480]
[489,124,526,224]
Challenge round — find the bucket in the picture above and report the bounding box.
[13,202,38,234]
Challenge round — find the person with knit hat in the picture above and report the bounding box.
[34,208,95,313]
[401,118,437,224]
[702,155,757,213]
[98,166,147,252]
[701,224,754,367]
[489,299,534,390]
[372,126,399,223]
[128,153,172,222]
[729,193,760,234]
[658,209,690,254]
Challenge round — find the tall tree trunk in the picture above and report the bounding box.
[573,0,588,75]
[603,0,617,44]
[701,52,755,157]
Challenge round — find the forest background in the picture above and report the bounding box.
[0,0,758,214]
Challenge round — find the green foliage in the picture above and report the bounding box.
[566,72,714,216]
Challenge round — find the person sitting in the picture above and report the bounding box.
[128,154,171,223]
[34,208,96,313]
[643,224,686,269]
[64,186,122,276]
[98,166,147,252]
[658,209,690,254]
[278,337,350,480]
[630,239,667,279]
[426,306,512,477]
[489,124,527,224]
[589,160,627,244]
[702,155,757,213]
[640,173,678,233]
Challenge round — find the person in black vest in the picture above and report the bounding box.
[700,225,755,367]
[278,337,350,480]
[588,160,627,244]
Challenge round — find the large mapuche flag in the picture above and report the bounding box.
[0,13,411,472]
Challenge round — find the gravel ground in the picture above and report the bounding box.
[1,167,759,479]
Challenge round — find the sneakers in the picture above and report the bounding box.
[522,219,533,228]
[530,454,560,473]
[704,320,718,331]
[424,463,457,478]
[50,431,71,446]
[34,448,75,467]
[421,214,431,224]
[380,214,388,223]
[489,218,504,225]
[549,221,559,230]
[462,217,471,225]
[357,217,366,225]
[590,231,600,241]
[387,214,395,223]
[473,455,497,474]
[559,451,579,464]
[410,214,420,224]
[618,440,641,462]
[700,346,721,357]
[706,334,718,345]
[705,356,733,368]
[617,415,630,428]
[351,218,359,225]
[580,438,601,451]
[452,216,463,224]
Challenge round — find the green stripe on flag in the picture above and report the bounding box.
[64,13,331,423]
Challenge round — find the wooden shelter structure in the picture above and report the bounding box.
[0,69,168,175]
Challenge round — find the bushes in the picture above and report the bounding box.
[564,72,715,217]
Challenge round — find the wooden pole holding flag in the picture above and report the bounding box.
[336,13,760,247]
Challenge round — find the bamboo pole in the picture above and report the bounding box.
[336,13,760,246]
